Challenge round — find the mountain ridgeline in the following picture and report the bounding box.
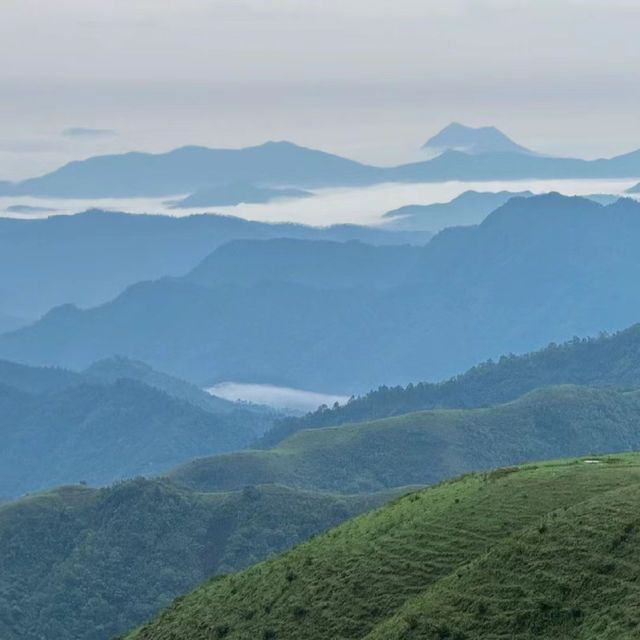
[169,384,640,494]
[3,125,640,198]
[382,189,534,231]
[0,210,429,320]
[4,195,640,392]
[0,357,275,499]
[261,320,640,445]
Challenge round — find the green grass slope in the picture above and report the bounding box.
[126,454,640,640]
[0,479,403,640]
[262,322,640,446]
[170,384,640,493]
[366,482,640,639]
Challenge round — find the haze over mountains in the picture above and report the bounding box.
[5,323,640,639]
[0,210,429,320]
[7,0,640,635]
[383,190,534,231]
[1,124,640,200]
[5,194,640,392]
[167,183,313,209]
[2,124,640,640]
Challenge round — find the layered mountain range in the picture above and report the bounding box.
[3,194,640,392]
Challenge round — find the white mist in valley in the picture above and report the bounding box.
[2,177,639,228]
[207,382,351,413]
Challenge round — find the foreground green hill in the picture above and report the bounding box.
[127,454,640,640]
[0,480,402,640]
[170,384,640,493]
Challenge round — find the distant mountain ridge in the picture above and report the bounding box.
[383,189,534,231]
[0,209,430,319]
[0,141,383,198]
[2,132,640,198]
[422,122,536,155]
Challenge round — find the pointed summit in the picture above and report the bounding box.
[626,181,640,194]
[422,122,535,156]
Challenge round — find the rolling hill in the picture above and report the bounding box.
[125,454,640,640]
[0,357,279,499]
[168,384,640,494]
[261,319,640,445]
[0,377,269,499]
[0,480,404,640]
[4,195,640,391]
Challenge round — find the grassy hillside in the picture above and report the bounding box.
[262,320,640,446]
[0,479,403,640]
[126,454,640,640]
[170,384,640,493]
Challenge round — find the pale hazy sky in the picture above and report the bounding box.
[1,0,640,179]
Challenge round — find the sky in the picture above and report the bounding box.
[1,0,640,179]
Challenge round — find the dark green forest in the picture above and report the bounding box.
[262,323,640,446]
[0,480,403,640]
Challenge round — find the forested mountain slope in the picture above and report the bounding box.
[262,320,640,445]
[171,384,640,494]
[0,480,402,640]
[0,379,266,498]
